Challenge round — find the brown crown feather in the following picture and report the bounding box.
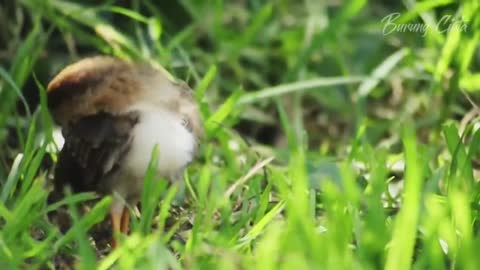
[47,56,141,125]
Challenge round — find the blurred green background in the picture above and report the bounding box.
[0,0,480,269]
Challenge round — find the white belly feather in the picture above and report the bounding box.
[124,107,196,179]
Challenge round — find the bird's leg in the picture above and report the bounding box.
[120,207,130,234]
[110,201,125,248]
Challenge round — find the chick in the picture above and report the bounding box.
[47,56,202,244]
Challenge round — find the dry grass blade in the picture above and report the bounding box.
[224,156,275,198]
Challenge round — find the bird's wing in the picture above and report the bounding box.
[49,112,139,202]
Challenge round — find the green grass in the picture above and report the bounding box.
[1,0,480,269]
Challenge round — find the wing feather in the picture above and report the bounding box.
[49,112,139,202]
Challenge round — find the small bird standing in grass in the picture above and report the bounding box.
[47,56,202,245]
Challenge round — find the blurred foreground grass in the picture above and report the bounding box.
[1,0,480,269]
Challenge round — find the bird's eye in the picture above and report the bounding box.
[181,117,189,127]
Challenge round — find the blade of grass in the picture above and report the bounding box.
[65,190,97,270]
[237,201,285,247]
[138,144,168,235]
[0,154,23,203]
[0,66,31,128]
[443,123,474,194]
[206,88,242,135]
[224,156,274,198]
[239,76,368,105]
[385,122,424,270]
[460,73,480,91]
[54,196,112,249]
[357,48,409,97]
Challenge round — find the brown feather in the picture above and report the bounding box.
[49,112,139,203]
[47,57,141,125]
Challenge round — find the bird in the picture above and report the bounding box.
[46,56,202,245]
